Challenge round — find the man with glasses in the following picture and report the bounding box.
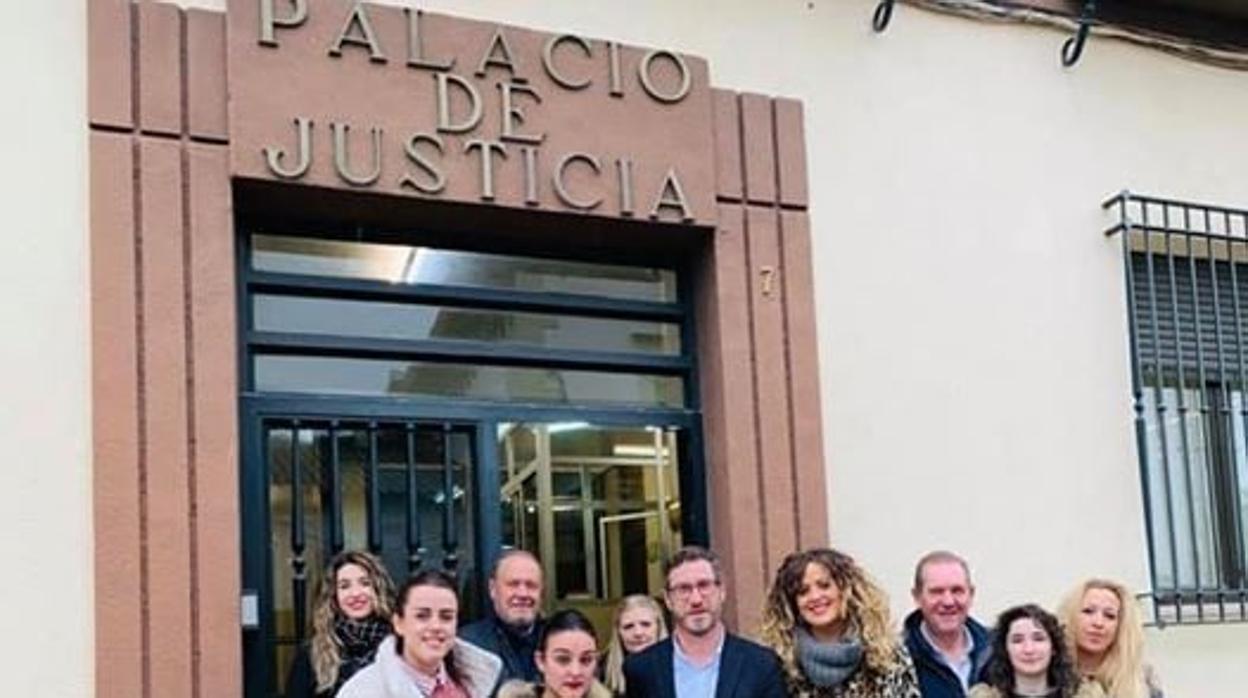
[624,546,785,698]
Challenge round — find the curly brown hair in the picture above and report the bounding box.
[760,548,902,684]
[982,604,1079,697]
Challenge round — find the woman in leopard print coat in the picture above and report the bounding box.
[760,548,921,698]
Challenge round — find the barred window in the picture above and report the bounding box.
[1109,192,1248,624]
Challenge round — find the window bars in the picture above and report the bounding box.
[1106,191,1248,625]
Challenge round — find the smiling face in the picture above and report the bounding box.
[795,562,845,635]
[617,606,661,654]
[392,584,459,674]
[537,629,598,698]
[664,559,725,638]
[912,560,974,638]
[1005,616,1053,681]
[1075,587,1121,658]
[489,553,543,628]
[334,563,378,621]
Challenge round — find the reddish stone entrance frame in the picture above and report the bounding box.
[88,2,826,695]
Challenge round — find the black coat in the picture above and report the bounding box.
[284,646,331,698]
[901,610,992,698]
[623,634,787,698]
[459,616,545,688]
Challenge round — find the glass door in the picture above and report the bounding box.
[499,421,683,634]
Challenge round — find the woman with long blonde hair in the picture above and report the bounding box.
[285,550,397,698]
[602,595,668,696]
[760,548,920,698]
[1057,579,1162,698]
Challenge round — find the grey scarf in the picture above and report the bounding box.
[795,628,864,689]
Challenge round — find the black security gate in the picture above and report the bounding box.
[241,411,495,698]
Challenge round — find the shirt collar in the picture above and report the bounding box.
[672,626,726,667]
[400,657,450,698]
[919,621,973,661]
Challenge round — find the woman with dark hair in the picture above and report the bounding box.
[285,551,397,698]
[760,548,919,697]
[968,604,1104,698]
[498,609,612,698]
[336,569,503,698]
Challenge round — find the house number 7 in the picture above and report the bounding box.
[760,266,778,297]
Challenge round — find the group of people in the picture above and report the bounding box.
[285,546,1163,698]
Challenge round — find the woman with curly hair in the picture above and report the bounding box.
[760,548,920,698]
[601,595,667,696]
[285,551,397,698]
[968,604,1103,698]
[1058,579,1163,698]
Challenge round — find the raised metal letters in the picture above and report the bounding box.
[554,153,603,211]
[607,41,624,98]
[331,122,382,186]
[400,133,447,194]
[649,168,693,222]
[638,50,691,104]
[464,140,507,201]
[435,73,483,134]
[542,35,592,90]
[616,158,635,217]
[259,0,307,47]
[328,2,386,63]
[499,82,544,145]
[405,8,454,70]
[263,116,313,179]
[521,146,540,206]
[475,28,522,80]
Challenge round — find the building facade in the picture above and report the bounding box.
[4,0,1248,696]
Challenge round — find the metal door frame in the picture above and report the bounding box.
[240,393,705,698]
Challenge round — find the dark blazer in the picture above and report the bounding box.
[623,633,787,698]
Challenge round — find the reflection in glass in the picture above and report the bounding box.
[253,295,681,355]
[254,355,684,408]
[251,234,677,302]
[498,422,682,628]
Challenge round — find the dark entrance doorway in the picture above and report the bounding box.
[236,224,707,698]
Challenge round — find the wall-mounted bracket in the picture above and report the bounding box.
[872,0,895,32]
[1061,0,1097,66]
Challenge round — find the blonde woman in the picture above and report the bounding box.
[761,548,920,698]
[602,595,668,696]
[1057,579,1163,698]
[285,551,397,698]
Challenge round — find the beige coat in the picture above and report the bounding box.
[335,636,502,698]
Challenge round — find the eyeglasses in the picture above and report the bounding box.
[667,578,720,600]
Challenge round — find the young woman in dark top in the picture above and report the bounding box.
[285,551,397,698]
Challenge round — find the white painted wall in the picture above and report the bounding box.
[0,1,91,696]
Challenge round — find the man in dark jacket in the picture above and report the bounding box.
[903,550,992,698]
[460,549,546,687]
[624,546,786,698]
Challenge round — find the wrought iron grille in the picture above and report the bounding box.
[1106,191,1248,625]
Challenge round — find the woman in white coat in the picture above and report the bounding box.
[336,569,501,698]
